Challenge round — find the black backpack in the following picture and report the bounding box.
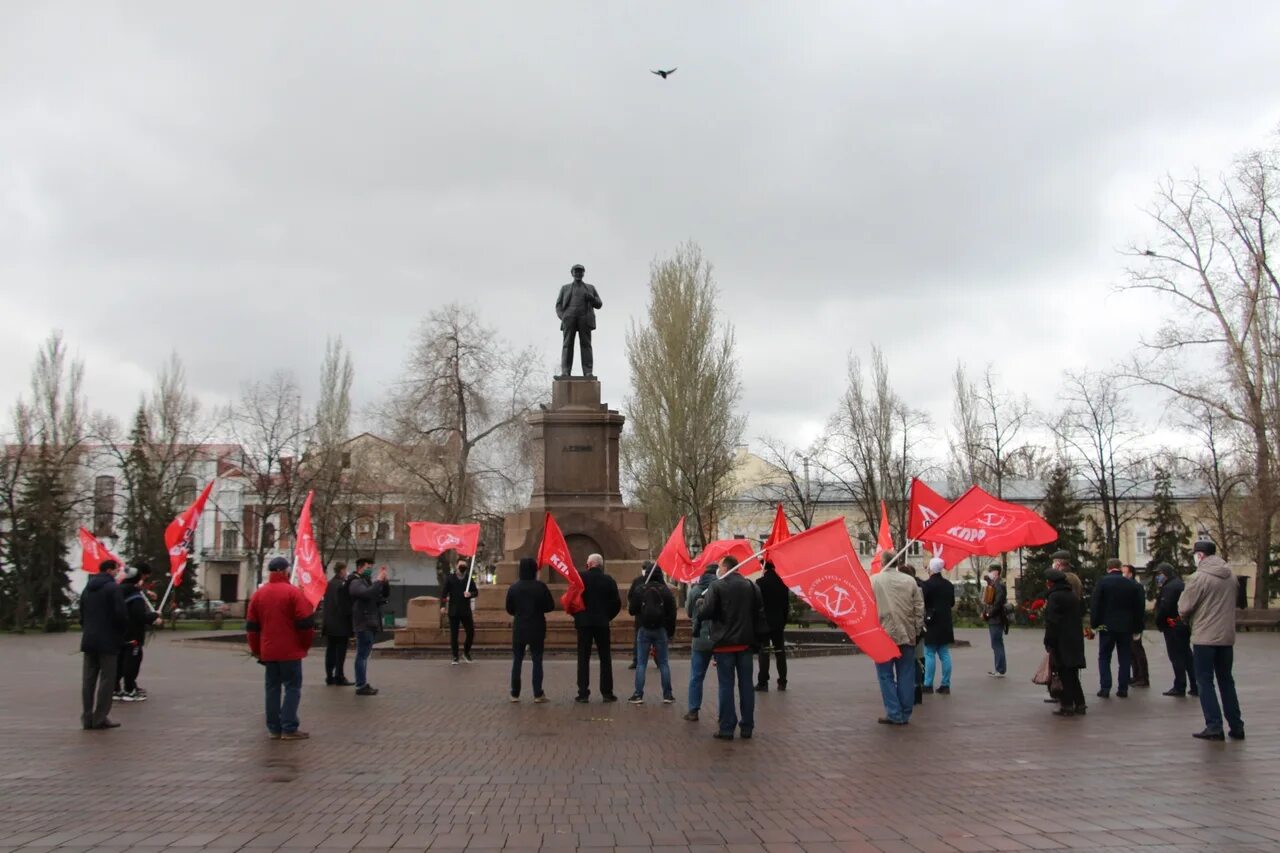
[640,584,666,630]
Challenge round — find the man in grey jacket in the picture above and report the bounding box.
[1179,540,1244,741]
[871,555,925,726]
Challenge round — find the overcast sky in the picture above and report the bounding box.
[3,2,1279,456]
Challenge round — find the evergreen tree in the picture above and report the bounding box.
[9,442,74,631]
[1147,466,1193,570]
[1018,464,1087,602]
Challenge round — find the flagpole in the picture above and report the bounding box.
[464,551,477,589]
[156,575,178,613]
[721,545,769,578]
[881,538,919,571]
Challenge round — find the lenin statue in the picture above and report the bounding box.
[555,264,603,378]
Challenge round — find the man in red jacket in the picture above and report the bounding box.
[246,557,316,741]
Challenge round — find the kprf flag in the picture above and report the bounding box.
[292,491,326,608]
[655,516,698,583]
[692,539,760,573]
[869,501,894,575]
[917,485,1058,556]
[408,521,481,557]
[763,503,791,555]
[79,527,124,575]
[535,512,585,614]
[908,478,971,570]
[767,518,900,663]
[165,479,214,589]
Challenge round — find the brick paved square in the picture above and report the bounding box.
[1,629,1277,851]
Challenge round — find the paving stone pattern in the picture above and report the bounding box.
[1,629,1277,852]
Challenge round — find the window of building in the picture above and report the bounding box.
[907,541,922,557]
[341,452,352,469]
[93,476,115,537]
[262,522,276,549]
[857,532,873,556]
[376,521,390,540]
[175,475,197,510]
[222,526,240,551]
[1135,528,1149,556]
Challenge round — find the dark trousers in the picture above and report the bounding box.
[560,320,593,376]
[324,636,349,681]
[449,608,475,659]
[263,660,303,735]
[1163,626,1197,693]
[81,652,118,728]
[116,642,143,692]
[756,627,787,686]
[575,625,613,698]
[1098,631,1133,692]
[1058,666,1086,711]
[512,638,546,698]
[1193,644,1243,735]
[1130,635,1149,684]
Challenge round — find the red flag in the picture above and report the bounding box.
[917,485,1058,556]
[908,478,971,570]
[763,503,791,554]
[165,479,214,589]
[292,491,326,608]
[869,501,894,575]
[655,517,698,583]
[535,512,585,614]
[408,521,481,557]
[767,518,901,663]
[692,539,759,573]
[79,527,124,576]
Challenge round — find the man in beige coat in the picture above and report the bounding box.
[871,553,925,726]
[1179,540,1244,742]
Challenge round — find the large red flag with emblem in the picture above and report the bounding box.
[869,501,894,575]
[693,539,760,573]
[767,518,901,663]
[535,512,585,614]
[407,521,481,557]
[79,527,124,575]
[908,478,971,570]
[165,479,214,589]
[916,485,1058,556]
[655,517,698,583]
[292,491,326,608]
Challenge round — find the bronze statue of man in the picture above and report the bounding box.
[555,264,603,378]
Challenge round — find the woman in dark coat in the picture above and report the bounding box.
[506,557,555,702]
[1043,569,1087,717]
[920,559,956,694]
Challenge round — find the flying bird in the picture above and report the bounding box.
[651,68,677,79]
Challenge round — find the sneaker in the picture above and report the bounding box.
[662,695,675,704]
[987,671,1005,678]
[268,732,282,740]
[754,683,768,692]
[922,686,934,695]
[355,685,379,696]
[574,695,589,704]
[509,695,520,703]
[1162,689,1186,697]
[1193,728,1225,741]
[937,686,950,695]
[122,690,147,702]
[451,658,460,666]
[627,694,644,704]
[463,653,474,663]
[534,695,549,704]
[112,690,125,701]
[280,731,310,741]
[683,711,699,722]
[601,694,618,703]
[133,687,147,697]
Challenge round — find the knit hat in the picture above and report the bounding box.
[927,557,945,574]
[267,556,290,573]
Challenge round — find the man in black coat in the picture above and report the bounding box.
[697,555,767,741]
[1154,562,1198,697]
[440,558,479,664]
[80,560,127,730]
[1043,569,1087,716]
[348,560,390,696]
[627,566,678,704]
[115,562,161,702]
[625,563,650,670]
[572,553,622,702]
[507,556,555,702]
[322,561,353,686]
[921,558,956,694]
[755,562,790,692]
[1090,558,1146,698]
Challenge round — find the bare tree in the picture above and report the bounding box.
[751,437,829,532]
[1175,402,1249,561]
[824,346,931,545]
[1122,135,1280,605]
[624,242,745,546]
[948,362,985,493]
[306,337,355,566]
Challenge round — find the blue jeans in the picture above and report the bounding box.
[264,660,302,734]
[1098,631,1133,692]
[924,644,952,688]
[714,650,755,735]
[987,622,1006,674]
[511,638,545,698]
[1193,645,1243,735]
[875,644,916,722]
[634,627,673,698]
[354,630,375,687]
[688,648,712,712]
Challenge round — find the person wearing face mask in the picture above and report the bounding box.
[979,565,1009,677]
[1153,562,1197,698]
[348,559,390,696]
[1179,540,1244,741]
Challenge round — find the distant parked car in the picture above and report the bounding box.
[176,600,230,620]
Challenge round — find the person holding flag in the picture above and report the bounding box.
[115,562,161,703]
[348,559,389,696]
[440,557,480,665]
[697,554,767,740]
[245,556,316,740]
[871,554,925,726]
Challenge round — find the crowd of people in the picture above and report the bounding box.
[77,539,1247,744]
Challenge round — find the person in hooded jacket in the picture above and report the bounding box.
[1179,540,1244,741]
[115,562,160,702]
[627,565,677,704]
[1153,562,1197,697]
[683,563,718,722]
[921,557,955,694]
[322,561,353,686]
[1042,568,1087,717]
[697,555,767,740]
[755,562,790,692]
[80,559,127,730]
[506,556,555,702]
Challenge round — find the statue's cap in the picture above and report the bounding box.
[570,263,585,273]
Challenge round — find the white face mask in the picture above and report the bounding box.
[1194,551,1204,564]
